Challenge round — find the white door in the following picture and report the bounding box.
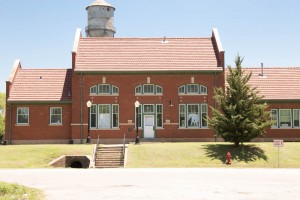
[144,115,155,138]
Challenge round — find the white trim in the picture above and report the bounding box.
[212,28,224,52]
[50,107,62,125]
[16,107,29,125]
[293,109,300,128]
[8,59,21,83]
[279,109,292,128]
[72,28,82,53]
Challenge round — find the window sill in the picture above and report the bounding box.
[178,94,208,96]
[178,127,209,129]
[89,94,119,97]
[135,94,163,96]
[15,124,30,126]
[49,124,63,126]
[91,128,120,130]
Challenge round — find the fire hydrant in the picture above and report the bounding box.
[226,152,232,165]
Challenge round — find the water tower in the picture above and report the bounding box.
[86,0,116,37]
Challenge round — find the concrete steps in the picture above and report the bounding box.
[95,145,125,168]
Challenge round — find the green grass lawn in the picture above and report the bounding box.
[0,182,44,200]
[0,145,94,168]
[126,142,300,168]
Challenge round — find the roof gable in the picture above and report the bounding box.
[8,69,72,102]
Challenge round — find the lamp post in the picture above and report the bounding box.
[135,100,140,144]
[86,100,92,144]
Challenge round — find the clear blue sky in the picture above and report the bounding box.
[1,0,300,92]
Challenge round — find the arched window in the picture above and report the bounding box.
[135,84,163,95]
[90,84,119,95]
[178,84,207,95]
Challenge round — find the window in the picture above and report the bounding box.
[187,84,199,94]
[90,84,119,95]
[90,105,97,128]
[112,86,119,94]
[187,104,199,127]
[179,105,186,128]
[112,105,119,128]
[143,84,154,94]
[179,104,208,128]
[50,107,62,124]
[201,104,208,127]
[293,109,300,127]
[200,85,207,94]
[178,84,207,95]
[135,104,142,128]
[17,107,29,124]
[135,84,163,95]
[279,109,291,127]
[90,86,97,94]
[156,105,163,128]
[144,104,155,113]
[178,85,185,94]
[98,84,110,94]
[135,85,142,94]
[271,109,278,128]
[156,86,163,94]
[94,104,119,129]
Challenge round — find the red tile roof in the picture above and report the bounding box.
[8,69,72,102]
[74,37,223,72]
[226,67,300,100]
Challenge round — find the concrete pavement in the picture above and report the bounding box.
[0,168,300,200]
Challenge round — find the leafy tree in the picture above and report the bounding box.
[0,92,5,141]
[209,56,272,146]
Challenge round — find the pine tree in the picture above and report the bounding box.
[209,56,272,146]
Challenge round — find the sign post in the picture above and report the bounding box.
[273,140,284,168]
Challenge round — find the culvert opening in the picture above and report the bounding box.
[70,161,83,168]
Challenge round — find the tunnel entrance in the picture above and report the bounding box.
[70,161,83,168]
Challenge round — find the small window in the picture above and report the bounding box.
[90,86,97,94]
[201,104,208,127]
[90,105,97,128]
[271,109,278,128]
[178,85,185,94]
[156,105,163,127]
[279,109,291,128]
[17,107,29,124]
[50,107,62,124]
[112,105,119,128]
[156,85,163,94]
[144,104,155,113]
[98,84,110,94]
[112,86,119,94]
[135,85,142,94]
[187,84,199,94]
[293,109,300,128]
[200,85,207,94]
[179,105,186,128]
[143,84,154,94]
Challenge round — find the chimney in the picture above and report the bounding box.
[260,63,264,77]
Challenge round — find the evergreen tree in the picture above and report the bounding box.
[0,92,5,141]
[209,56,272,146]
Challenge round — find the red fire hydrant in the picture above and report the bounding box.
[226,152,232,165]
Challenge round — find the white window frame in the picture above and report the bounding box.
[135,85,142,94]
[187,84,199,94]
[201,104,208,127]
[187,104,200,128]
[179,104,186,128]
[98,104,111,129]
[98,84,111,94]
[112,104,119,128]
[112,86,119,95]
[90,104,97,128]
[143,84,155,94]
[279,109,292,128]
[156,85,163,94]
[50,107,62,125]
[90,85,98,94]
[17,107,29,124]
[200,85,208,94]
[293,109,300,128]
[271,109,278,128]
[178,85,185,94]
[156,104,163,128]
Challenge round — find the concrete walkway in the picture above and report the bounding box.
[0,168,300,200]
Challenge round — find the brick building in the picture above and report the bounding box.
[4,0,300,144]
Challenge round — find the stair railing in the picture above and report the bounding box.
[93,135,100,166]
[122,133,126,159]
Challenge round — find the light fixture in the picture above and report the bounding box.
[169,100,174,107]
[135,101,140,144]
[86,100,92,144]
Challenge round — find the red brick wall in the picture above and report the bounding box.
[5,104,72,141]
[71,72,224,141]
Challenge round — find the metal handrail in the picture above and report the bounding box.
[93,135,100,165]
[122,133,126,159]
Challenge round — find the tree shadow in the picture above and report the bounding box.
[203,144,268,163]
